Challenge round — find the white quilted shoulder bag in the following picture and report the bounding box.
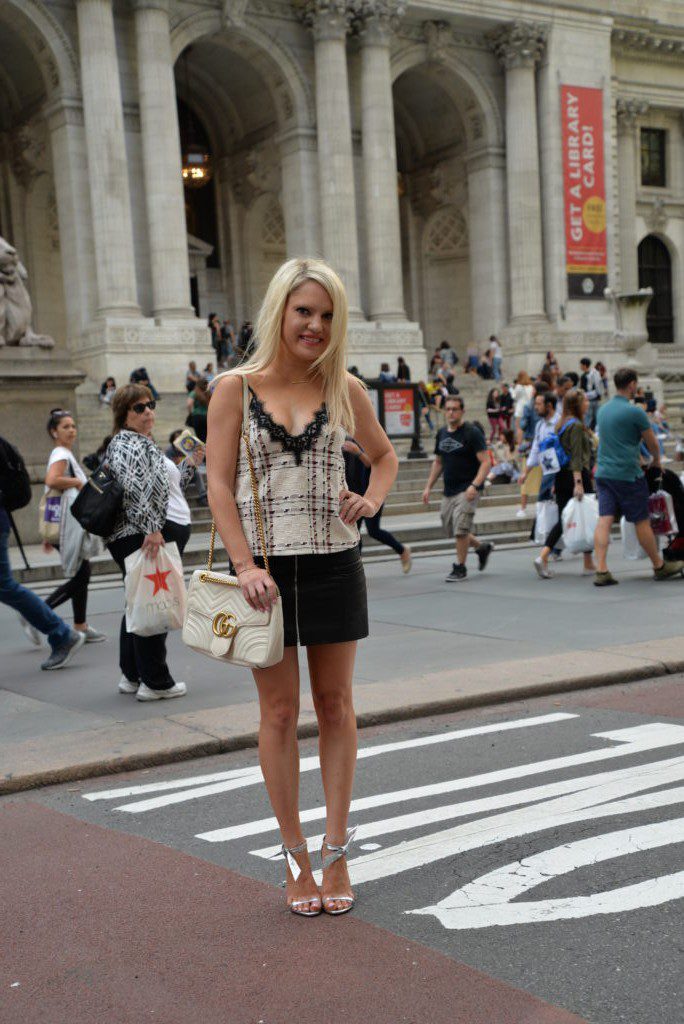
[182,376,284,668]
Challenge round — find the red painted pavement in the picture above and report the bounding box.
[1,800,588,1024]
[553,676,684,718]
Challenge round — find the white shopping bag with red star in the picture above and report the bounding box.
[124,542,187,637]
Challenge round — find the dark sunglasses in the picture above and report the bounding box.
[131,400,156,414]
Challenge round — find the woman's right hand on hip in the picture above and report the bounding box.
[141,531,164,560]
[238,567,278,612]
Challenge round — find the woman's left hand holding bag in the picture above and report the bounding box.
[141,530,164,560]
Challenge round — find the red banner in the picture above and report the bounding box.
[561,85,607,299]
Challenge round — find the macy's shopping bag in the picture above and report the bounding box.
[534,500,558,545]
[124,542,186,637]
[561,494,599,554]
[648,490,678,536]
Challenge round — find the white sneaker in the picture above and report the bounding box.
[18,615,41,646]
[515,508,527,519]
[533,556,553,579]
[136,681,187,702]
[118,675,140,694]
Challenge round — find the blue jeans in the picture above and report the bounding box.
[492,357,502,381]
[0,528,71,650]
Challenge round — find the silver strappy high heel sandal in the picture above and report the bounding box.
[321,826,357,916]
[274,839,322,917]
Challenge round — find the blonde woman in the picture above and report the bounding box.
[207,258,398,917]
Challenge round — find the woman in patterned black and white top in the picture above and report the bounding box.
[106,384,198,702]
[207,257,398,918]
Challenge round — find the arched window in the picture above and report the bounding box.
[638,235,673,343]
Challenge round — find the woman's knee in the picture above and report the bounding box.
[260,696,299,733]
[313,689,353,729]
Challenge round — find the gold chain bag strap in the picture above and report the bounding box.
[182,376,284,667]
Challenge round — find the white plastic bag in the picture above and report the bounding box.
[534,500,558,545]
[125,542,187,637]
[59,488,103,577]
[620,517,647,560]
[561,494,599,554]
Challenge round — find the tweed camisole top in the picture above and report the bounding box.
[234,387,359,555]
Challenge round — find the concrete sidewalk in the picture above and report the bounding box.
[2,546,683,793]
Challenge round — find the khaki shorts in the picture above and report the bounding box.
[440,492,479,538]
[521,463,542,497]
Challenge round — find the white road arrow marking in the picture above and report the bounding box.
[198,722,684,843]
[411,818,684,928]
[249,755,684,860]
[343,754,684,886]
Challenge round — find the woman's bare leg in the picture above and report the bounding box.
[307,640,358,912]
[253,647,319,911]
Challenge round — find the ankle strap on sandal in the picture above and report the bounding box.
[273,838,308,881]
[322,826,357,870]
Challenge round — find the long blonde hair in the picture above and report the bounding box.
[215,257,357,433]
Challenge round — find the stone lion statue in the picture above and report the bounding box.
[0,235,54,348]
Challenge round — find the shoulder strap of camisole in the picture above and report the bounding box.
[242,375,250,435]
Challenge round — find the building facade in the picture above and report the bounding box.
[1,0,684,390]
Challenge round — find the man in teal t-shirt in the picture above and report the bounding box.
[594,367,683,585]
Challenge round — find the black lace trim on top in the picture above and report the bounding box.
[249,388,327,466]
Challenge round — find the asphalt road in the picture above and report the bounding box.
[4,678,683,1024]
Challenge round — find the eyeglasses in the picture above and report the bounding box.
[130,400,156,414]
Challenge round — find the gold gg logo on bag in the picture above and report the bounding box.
[212,612,238,639]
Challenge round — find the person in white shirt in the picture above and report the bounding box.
[512,371,534,430]
[489,335,503,380]
[43,409,105,643]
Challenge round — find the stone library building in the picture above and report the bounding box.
[1,0,683,421]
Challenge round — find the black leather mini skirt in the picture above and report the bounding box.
[256,545,368,648]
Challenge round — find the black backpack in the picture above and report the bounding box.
[0,436,32,512]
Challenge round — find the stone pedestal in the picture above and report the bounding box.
[603,288,661,400]
[346,321,426,381]
[71,318,211,392]
[0,348,86,545]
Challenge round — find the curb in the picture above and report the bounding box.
[3,648,682,796]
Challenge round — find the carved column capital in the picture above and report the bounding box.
[616,97,649,135]
[488,20,547,71]
[294,0,353,42]
[423,20,451,64]
[356,0,405,46]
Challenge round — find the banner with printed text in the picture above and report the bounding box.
[561,85,607,299]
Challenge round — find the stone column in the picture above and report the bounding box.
[490,21,547,322]
[45,99,98,338]
[298,0,362,316]
[132,0,193,317]
[616,98,648,295]
[358,1,406,321]
[76,0,140,316]
[467,147,509,338]
[278,128,321,256]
